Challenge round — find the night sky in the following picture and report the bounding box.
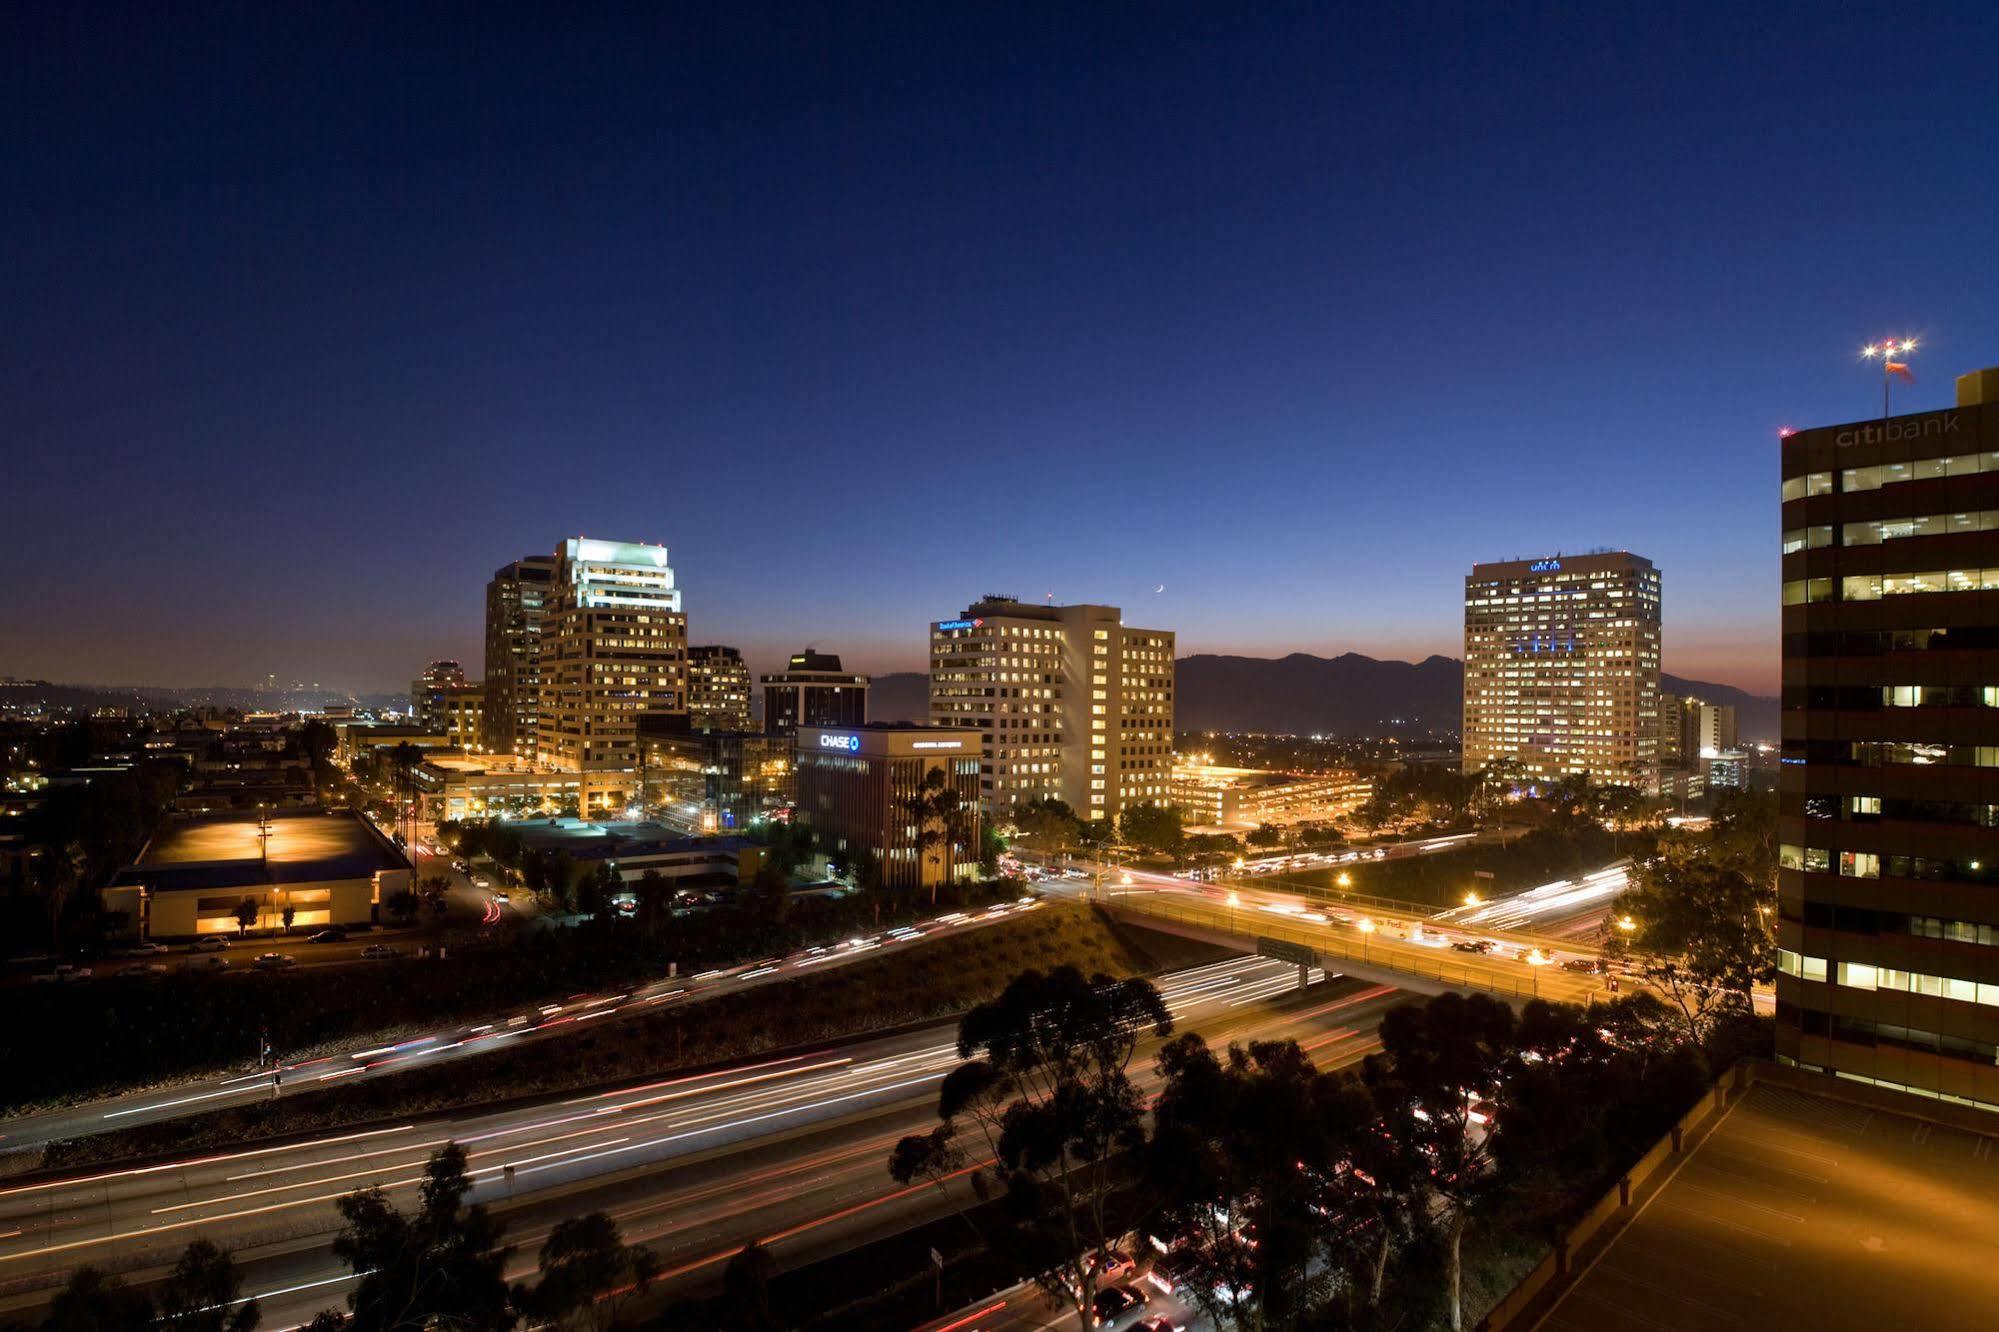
[7,3,1997,696]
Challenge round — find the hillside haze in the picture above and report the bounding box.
[868,654,1776,739]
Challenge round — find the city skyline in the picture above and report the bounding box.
[9,7,1998,695]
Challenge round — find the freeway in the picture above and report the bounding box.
[0,898,1048,1154]
[0,956,1407,1329]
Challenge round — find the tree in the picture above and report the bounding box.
[40,1266,154,1331]
[385,889,421,925]
[281,903,296,934]
[35,841,87,954]
[317,1143,514,1331]
[889,967,1172,1326]
[905,766,970,905]
[156,1239,261,1332]
[631,868,675,944]
[1607,838,1775,1047]
[1150,1036,1378,1329]
[514,1212,659,1332]
[1118,802,1183,857]
[1364,992,1518,1332]
[1246,822,1284,849]
[719,1242,777,1331]
[234,897,259,936]
[1012,798,1082,854]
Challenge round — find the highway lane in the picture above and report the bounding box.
[0,956,1405,1328]
[0,898,1048,1153]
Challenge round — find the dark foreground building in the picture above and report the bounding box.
[796,723,981,892]
[1778,364,1999,1111]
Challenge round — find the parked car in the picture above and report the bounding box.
[119,942,170,957]
[188,937,231,952]
[1133,1319,1183,1332]
[359,944,399,960]
[135,962,172,976]
[182,956,229,972]
[1561,957,1607,974]
[30,964,93,984]
[254,953,296,969]
[307,929,348,944]
[472,875,492,888]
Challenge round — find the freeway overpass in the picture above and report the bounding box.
[1042,863,1626,1007]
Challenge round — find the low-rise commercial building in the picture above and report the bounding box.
[102,809,411,939]
[796,723,983,893]
[411,755,588,822]
[1169,764,1374,830]
[503,818,766,892]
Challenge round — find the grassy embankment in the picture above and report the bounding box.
[43,903,1218,1170]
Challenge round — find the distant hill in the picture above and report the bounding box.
[867,655,1776,740]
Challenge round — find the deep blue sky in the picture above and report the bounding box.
[7,3,1997,696]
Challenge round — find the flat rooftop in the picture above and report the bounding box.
[112,810,408,891]
[505,817,754,857]
[1543,1081,1999,1332]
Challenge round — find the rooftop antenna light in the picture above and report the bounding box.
[1859,336,1918,418]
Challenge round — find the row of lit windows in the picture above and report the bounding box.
[1780,950,1999,1008]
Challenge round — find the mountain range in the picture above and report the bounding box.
[867,654,1776,740]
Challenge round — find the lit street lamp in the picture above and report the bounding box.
[1226,890,1240,932]
[1336,872,1352,890]
[1357,916,1374,962]
[1464,890,1482,908]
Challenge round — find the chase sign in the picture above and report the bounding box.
[818,733,862,752]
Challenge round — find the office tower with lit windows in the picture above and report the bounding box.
[929,597,1174,824]
[1777,366,1999,1110]
[687,645,754,732]
[410,659,466,731]
[1461,552,1662,788]
[484,555,557,760]
[536,538,687,812]
[760,651,870,736]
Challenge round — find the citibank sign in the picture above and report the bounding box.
[818,733,862,752]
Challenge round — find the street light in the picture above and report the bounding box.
[1336,872,1352,890]
[1357,916,1374,962]
[1226,890,1240,932]
[1617,915,1636,934]
[1464,890,1482,908]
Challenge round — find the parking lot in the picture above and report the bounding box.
[1542,1081,1999,1331]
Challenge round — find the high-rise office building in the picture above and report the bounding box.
[760,651,869,736]
[688,645,754,732]
[929,597,1174,823]
[484,555,557,759]
[1655,691,1688,769]
[440,684,486,752]
[1694,701,1738,758]
[1777,366,1999,1110]
[536,538,687,812]
[1462,552,1662,788]
[410,660,466,731]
